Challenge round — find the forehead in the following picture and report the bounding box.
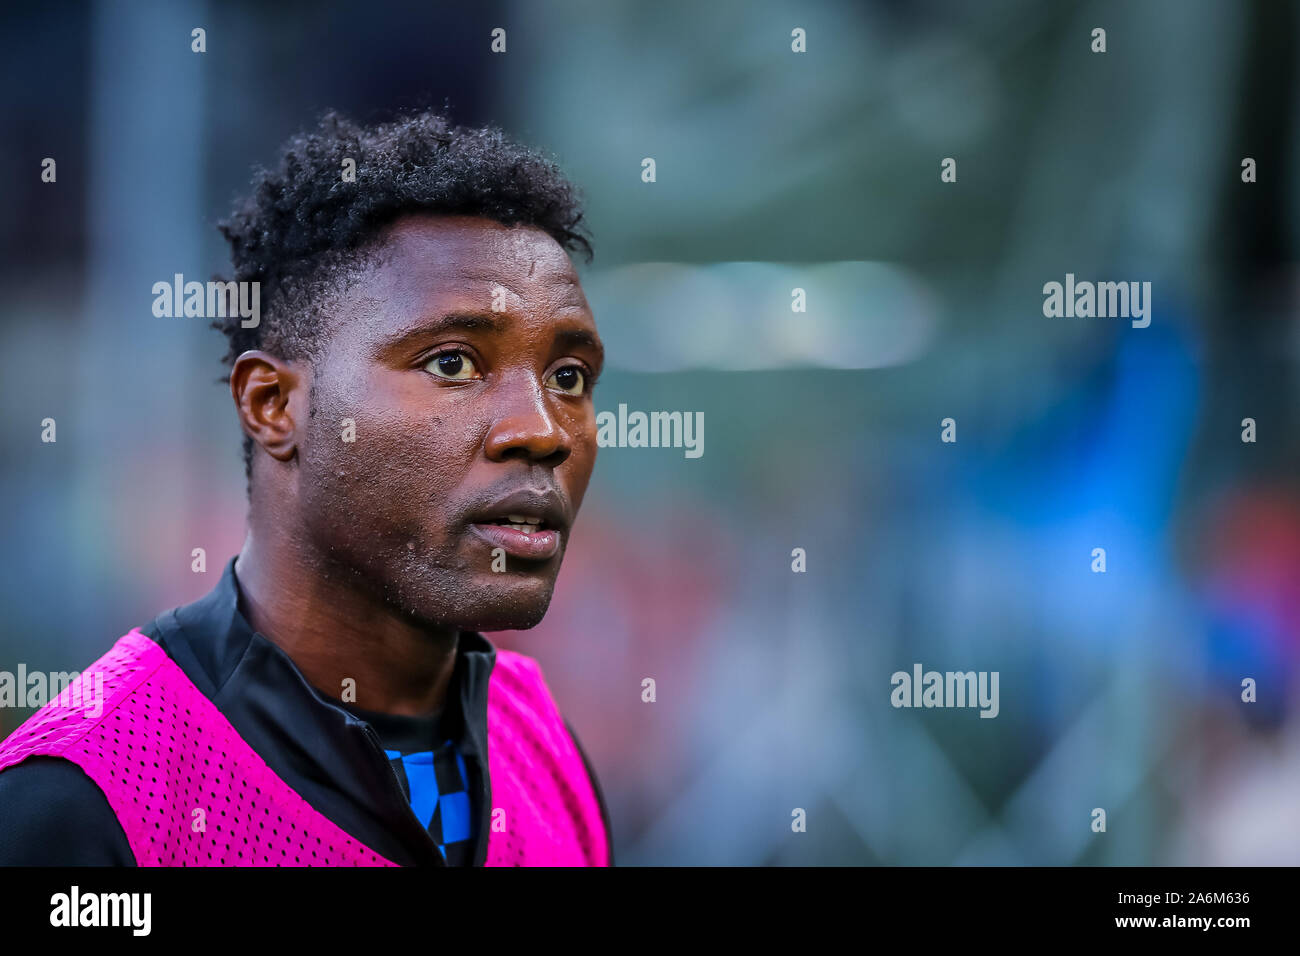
[320,214,596,363]
[366,213,586,309]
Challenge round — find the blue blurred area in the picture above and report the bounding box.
[1,0,1297,864]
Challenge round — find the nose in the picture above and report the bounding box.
[482,372,572,467]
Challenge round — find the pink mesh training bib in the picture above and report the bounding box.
[0,629,608,867]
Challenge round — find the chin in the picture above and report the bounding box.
[444,572,556,632]
[462,605,550,632]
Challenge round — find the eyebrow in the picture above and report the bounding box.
[390,311,603,364]
[402,312,508,338]
[556,328,604,366]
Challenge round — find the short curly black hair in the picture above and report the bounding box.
[213,108,593,482]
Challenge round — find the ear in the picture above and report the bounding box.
[230,350,305,463]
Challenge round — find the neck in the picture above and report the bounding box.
[233,528,459,719]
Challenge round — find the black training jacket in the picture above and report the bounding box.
[0,558,613,866]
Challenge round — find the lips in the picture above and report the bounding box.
[465,488,570,562]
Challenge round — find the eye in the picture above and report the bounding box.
[546,365,587,396]
[425,350,480,381]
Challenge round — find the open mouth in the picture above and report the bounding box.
[466,489,569,562]
[485,514,550,533]
[469,514,562,561]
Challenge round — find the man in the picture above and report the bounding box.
[0,110,612,866]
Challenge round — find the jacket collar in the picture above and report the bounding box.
[143,557,497,866]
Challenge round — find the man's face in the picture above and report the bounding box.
[295,214,603,631]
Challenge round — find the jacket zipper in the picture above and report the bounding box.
[361,723,446,867]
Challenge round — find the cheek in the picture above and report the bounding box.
[558,415,599,509]
[302,381,480,541]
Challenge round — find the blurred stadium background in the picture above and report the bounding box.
[1,0,1297,864]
